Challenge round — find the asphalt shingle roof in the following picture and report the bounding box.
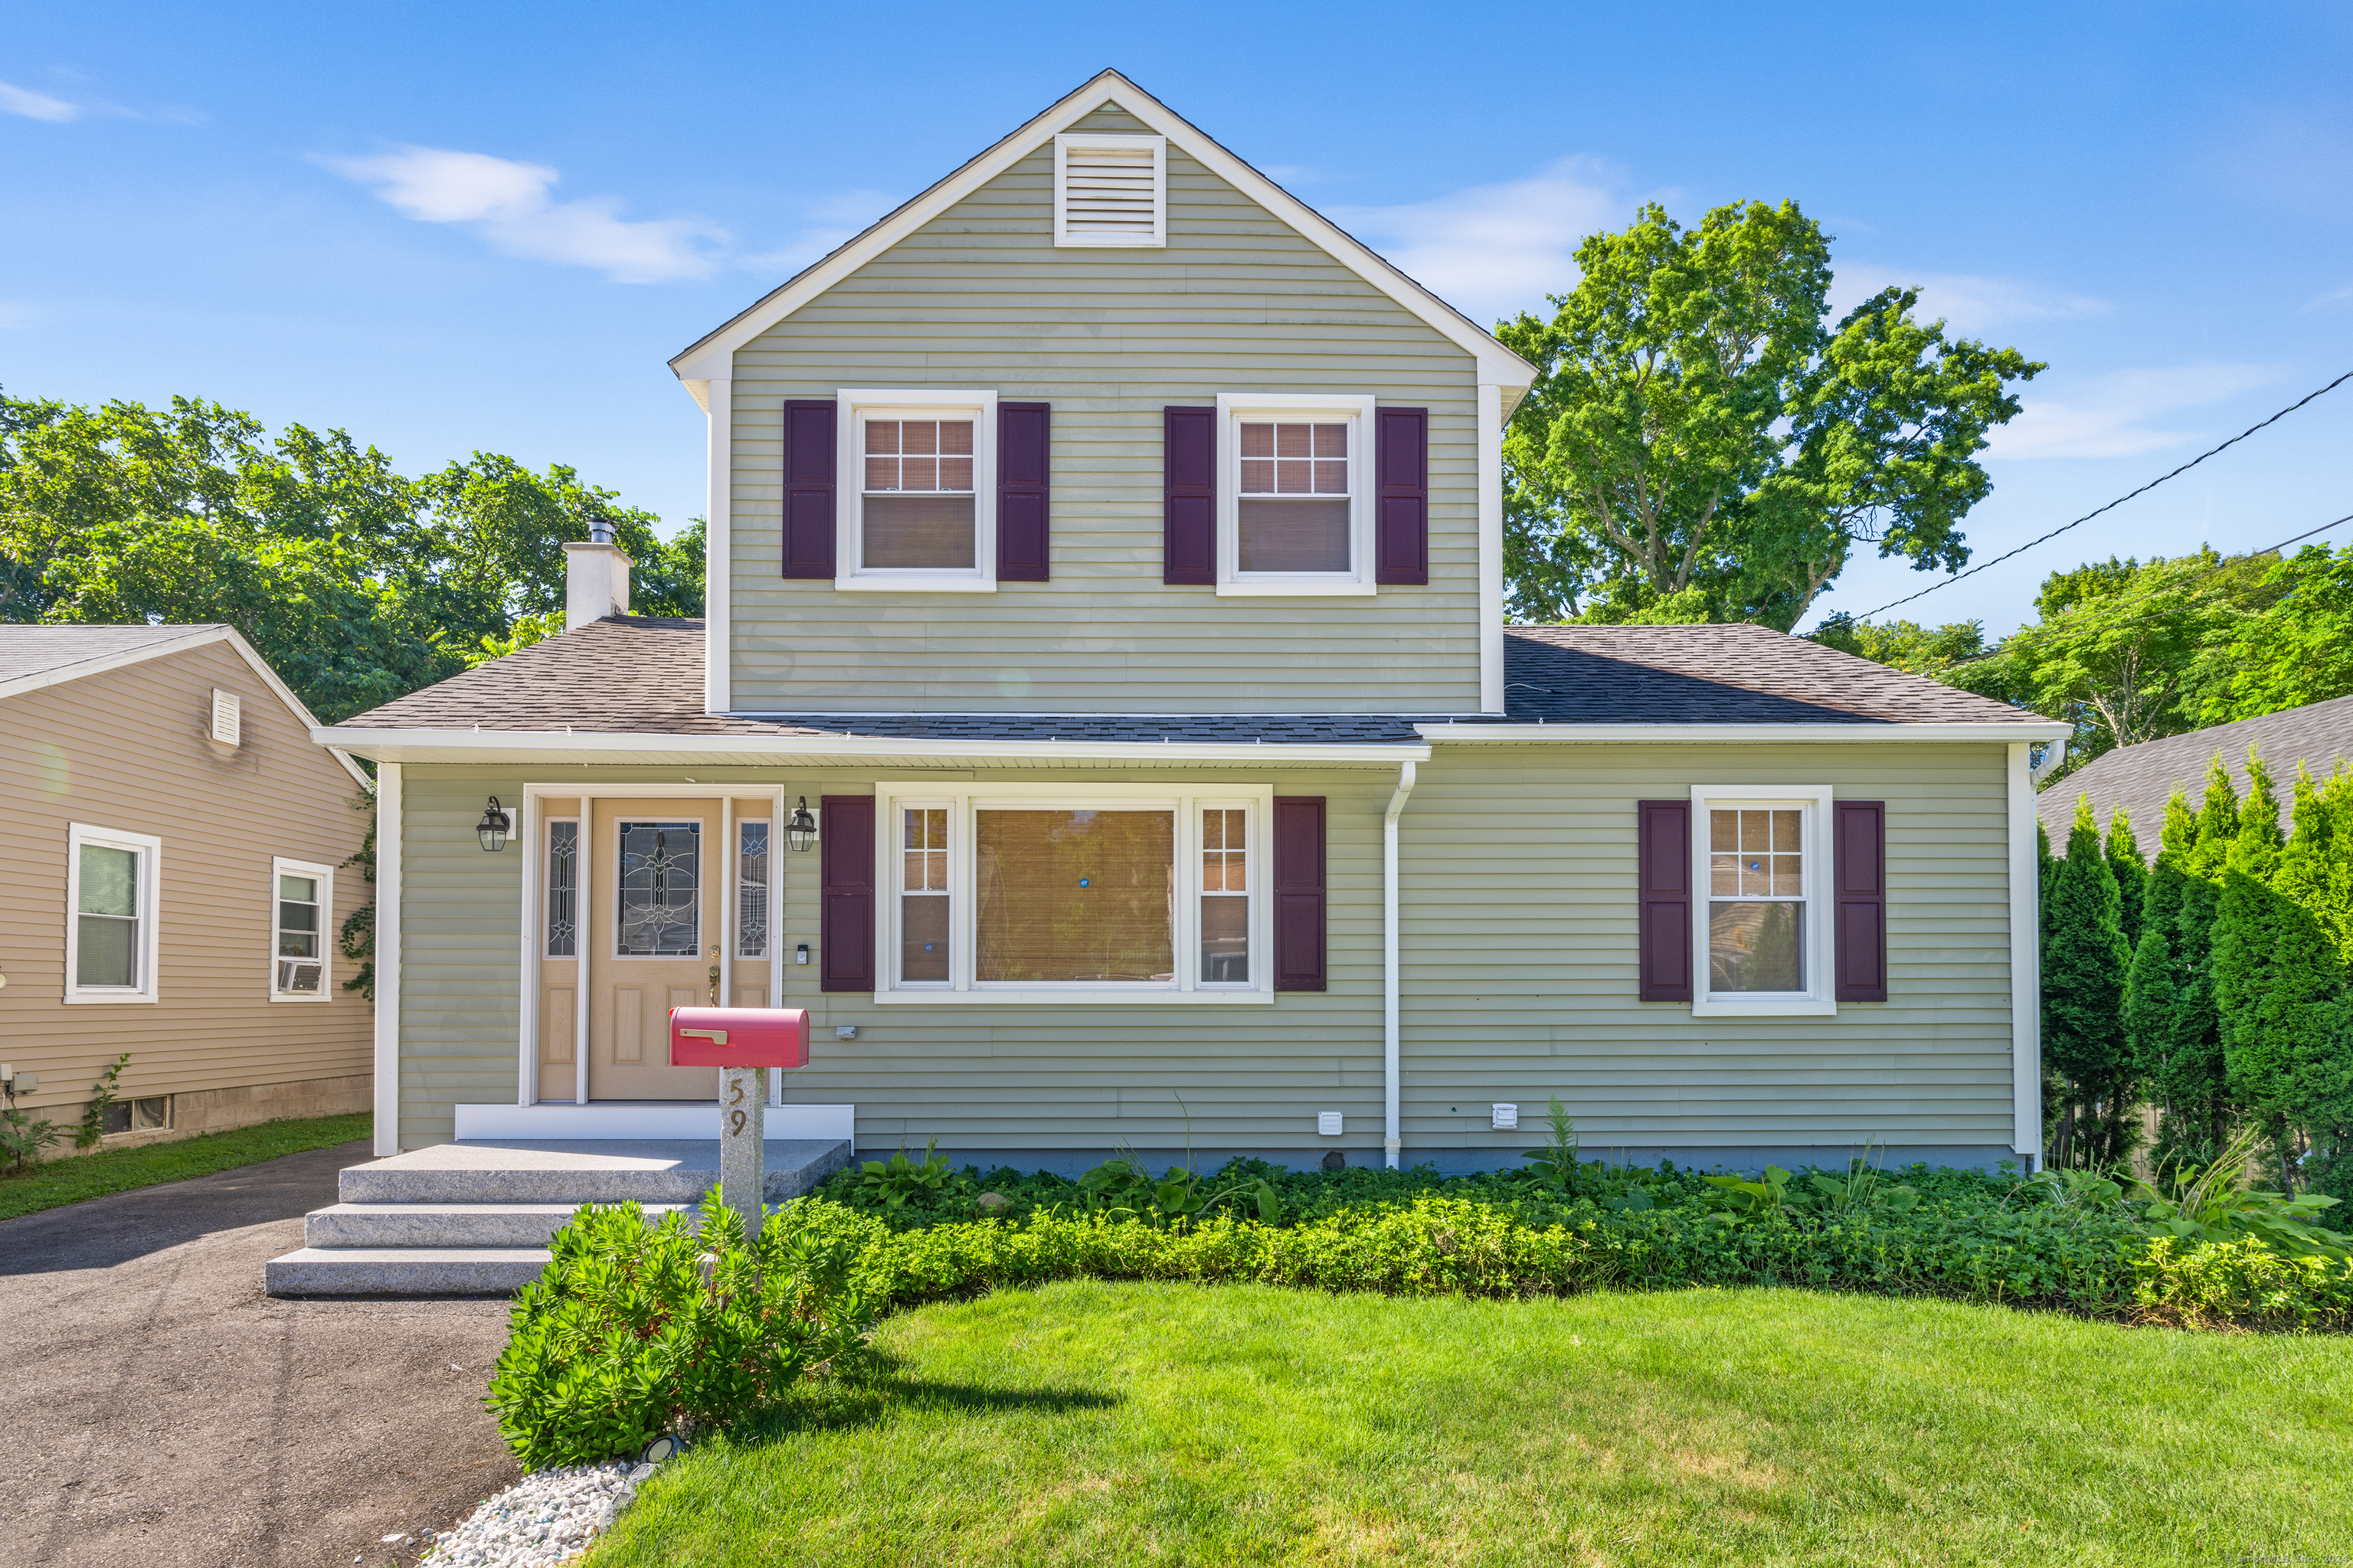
[333,616,2043,745]
[0,623,225,686]
[2037,692,2353,844]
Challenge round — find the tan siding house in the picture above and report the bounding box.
[1,625,373,1149]
[320,71,2066,1177]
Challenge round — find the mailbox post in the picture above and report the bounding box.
[669,1007,811,1241]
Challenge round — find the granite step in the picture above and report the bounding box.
[303,1202,695,1249]
[265,1247,553,1297]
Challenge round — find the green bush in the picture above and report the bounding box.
[486,1202,872,1468]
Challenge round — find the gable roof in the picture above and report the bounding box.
[2037,692,2353,845]
[0,622,369,786]
[667,70,1540,398]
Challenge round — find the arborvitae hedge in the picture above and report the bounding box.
[2106,810,2146,954]
[2044,795,2135,1167]
[2141,790,2230,1166]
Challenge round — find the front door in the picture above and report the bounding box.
[586,799,722,1101]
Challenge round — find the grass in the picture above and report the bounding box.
[593,1279,2353,1568]
[0,1111,371,1220]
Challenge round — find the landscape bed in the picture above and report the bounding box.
[0,1111,372,1221]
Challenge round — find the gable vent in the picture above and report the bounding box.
[209,688,242,747]
[1054,133,1165,248]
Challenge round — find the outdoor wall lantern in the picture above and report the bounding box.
[784,797,818,854]
[476,796,512,853]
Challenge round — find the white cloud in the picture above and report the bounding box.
[0,80,80,122]
[1830,264,2108,335]
[1327,157,1641,326]
[737,189,898,277]
[319,146,723,284]
[1986,365,2277,460]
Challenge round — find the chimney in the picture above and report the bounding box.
[561,522,632,631]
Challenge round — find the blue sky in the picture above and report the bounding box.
[4,2,2348,635]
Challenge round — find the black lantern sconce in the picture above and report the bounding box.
[476,796,512,853]
[784,796,818,854]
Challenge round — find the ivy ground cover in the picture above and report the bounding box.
[587,1279,2353,1568]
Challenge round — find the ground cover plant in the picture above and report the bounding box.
[587,1279,2353,1568]
[0,1111,371,1221]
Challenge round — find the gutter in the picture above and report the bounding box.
[316,726,1432,770]
[1418,722,2074,745]
[1382,761,1417,1170]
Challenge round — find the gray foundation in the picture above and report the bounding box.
[882,1144,2028,1180]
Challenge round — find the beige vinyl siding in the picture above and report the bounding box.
[0,640,371,1123]
[726,102,1483,715]
[394,745,2018,1157]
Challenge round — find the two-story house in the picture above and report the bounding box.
[322,72,2065,1177]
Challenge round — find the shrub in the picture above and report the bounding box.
[2132,1236,2353,1331]
[486,1202,872,1468]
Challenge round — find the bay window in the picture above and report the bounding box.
[836,389,997,591]
[1216,392,1375,595]
[874,784,1271,1002]
[1690,786,1835,1016]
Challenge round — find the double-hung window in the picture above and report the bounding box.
[836,390,997,591]
[1690,786,1835,1016]
[1216,393,1376,594]
[875,783,1272,1003]
[66,823,161,1003]
[270,856,335,1000]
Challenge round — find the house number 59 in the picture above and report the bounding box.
[727,1078,745,1138]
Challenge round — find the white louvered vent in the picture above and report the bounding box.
[209,688,242,746]
[1055,133,1165,247]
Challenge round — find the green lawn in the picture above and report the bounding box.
[0,1111,371,1220]
[594,1279,2352,1568]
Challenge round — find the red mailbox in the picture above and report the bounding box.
[668,1007,810,1070]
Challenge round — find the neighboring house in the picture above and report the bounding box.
[0,624,374,1148]
[2037,693,2353,846]
[319,72,2067,1175]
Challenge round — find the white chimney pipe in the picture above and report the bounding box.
[561,539,632,631]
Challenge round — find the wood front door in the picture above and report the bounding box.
[586,799,722,1101]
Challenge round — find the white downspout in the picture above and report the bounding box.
[1383,761,1417,1169]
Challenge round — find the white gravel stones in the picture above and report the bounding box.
[421,1461,642,1567]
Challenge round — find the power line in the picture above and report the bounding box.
[1833,367,2353,624]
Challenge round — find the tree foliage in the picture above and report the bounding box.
[1498,199,2039,627]
[2141,784,2233,1169]
[0,390,702,721]
[2043,796,2137,1168]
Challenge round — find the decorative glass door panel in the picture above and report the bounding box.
[586,799,722,1101]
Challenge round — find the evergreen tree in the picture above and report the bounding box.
[2168,761,2238,1161]
[2142,791,2231,1167]
[2044,794,2136,1167]
[2265,765,2353,1197]
[2105,810,2146,952]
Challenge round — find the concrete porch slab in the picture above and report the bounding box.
[337,1138,854,1205]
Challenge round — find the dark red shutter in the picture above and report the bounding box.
[998,401,1051,582]
[1637,799,1692,1002]
[820,794,875,993]
[781,399,836,580]
[1163,405,1216,585]
[1834,800,1888,1003]
[1374,405,1428,586]
[1272,796,1326,991]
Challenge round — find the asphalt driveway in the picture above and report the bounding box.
[0,1139,519,1568]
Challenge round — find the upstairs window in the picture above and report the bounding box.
[271,857,335,1000]
[1053,133,1166,247]
[1216,394,1376,595]
[836,391,997,591]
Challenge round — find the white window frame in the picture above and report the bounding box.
[65,823,162,1004]
[268,856,336,1002]
[610,814,709,961]
[1053,132,1167,248]
[835,389,998,594]
[1689,784,1837,1018]
[736,817,772,960]
[872,780,1275,1005]
[1215,392,1378,597]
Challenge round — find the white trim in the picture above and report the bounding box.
[267,856,336,1002]
[1053,131,1166,247]
[1382,761,1416,1169]
[374,764,402,1155]
[0,624,371,787]
[834,389,998,593]
[453,1101,854,1142]
[1478,383,1505,714]
[318,726,1433,769]
[702,376,733,714]
[64,823,162,1004]
[666,71,1537,392]
[1419,722,2075,745]
[1214,393,1376,595]
[520,796,545,1105]
[2008,741,2040,1158]
[871,779,1275,1005]
[1688,786,1838,1019]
